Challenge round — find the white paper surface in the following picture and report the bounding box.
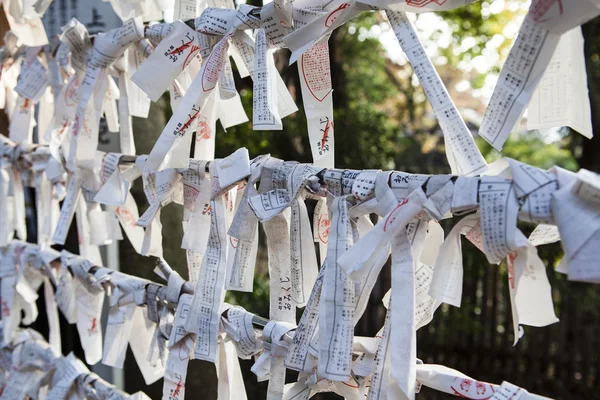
[298,42,335,167]
[186,166,229,363]
[527,26,592,138]
[132,21,202,102]
[480,0,600,150]
[253,29,283,130]
[318,196,354,381]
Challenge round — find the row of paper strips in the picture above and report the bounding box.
[3,0,598,176]
[0,0,599,399]
[0,325,150,400]
[3,140,600,400]
[0,239,556,400]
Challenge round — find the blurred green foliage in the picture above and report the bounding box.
[480,132,579,171]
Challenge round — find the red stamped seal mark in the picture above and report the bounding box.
[318,214,330,244]
[183,183,200,211]
[406,0,448,7]
[116,206,137,227]
[465,226,484,252]
[201,36,230,92]
[176,107,202,136]
[325,3,350,27]
[20,98,30,111]
[171,81,183,100]
[57,121,69,140]
[64,77,79,106]
[450,378,495,399]
[531,0,563,23]
[88,317,98,336]
[196,117,211,140]
[1,300,10,317]
[301,43,332,102]
[72,113,90,137]
[383,198,409,232]
[72,114,80,137]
